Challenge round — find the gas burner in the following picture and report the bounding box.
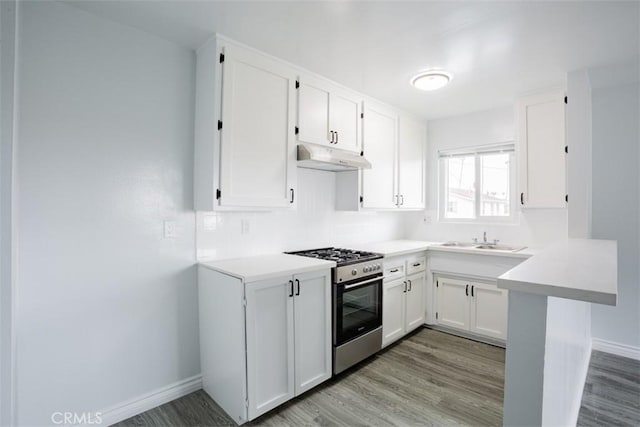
[286,247,382,266]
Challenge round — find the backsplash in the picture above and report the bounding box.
[404,208,568,248]
[196,168,407,260]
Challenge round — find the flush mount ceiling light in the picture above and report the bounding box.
[410,70,452,91]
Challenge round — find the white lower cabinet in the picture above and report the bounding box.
[382,253,426,347]
[436,277,470,330]
[404,272,426,332]
[382,278,406,345]
[435,275,508,341]
[469,282,509,340]
[199,266,331,424]
[246,270,332,419]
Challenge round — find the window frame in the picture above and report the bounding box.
[438,143,517,224]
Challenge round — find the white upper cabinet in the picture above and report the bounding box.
[397,116,426,209]
[360,101,426,210]
[194,37,297,211]
[329,87,361,153]
[194,35,424,212]
[361,101,398,209]
[297,74,361,153]
[517,90,567,208]
[219,44,297,209]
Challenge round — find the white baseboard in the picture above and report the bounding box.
[592,338,640,361]
[99,374,202,426]
[568,340,592,427]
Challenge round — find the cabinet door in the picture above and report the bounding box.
[405,272,425,333]
[469,282,508,340]
[297,75,331,147]
[517,91,566,208]
[293,270,332,395]
[397,116,426,209]
[330,88,361,153]
[245,276,295,420]
[382,278,406,347]
[361,101,398,209]
[435,277,470,331]
[219,44,296,208]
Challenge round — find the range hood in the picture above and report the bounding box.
[296,143,371,171]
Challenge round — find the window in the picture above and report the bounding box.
[439,143,516,222]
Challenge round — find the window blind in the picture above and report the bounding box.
[438,142,515,158]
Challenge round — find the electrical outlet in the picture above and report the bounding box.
[241,218,250,234]
[423,214,432,224]
[164,220,177,238]
[203,213,217,231]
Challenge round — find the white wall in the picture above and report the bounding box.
[14,2,198,425]
[405,106,568,248]
[542,297,591,426]
[0,1,18,424]
[590,75,640,348]
[197,168,407,260]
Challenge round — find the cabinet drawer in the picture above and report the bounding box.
[406,257,426,274]
[384,261,405,281]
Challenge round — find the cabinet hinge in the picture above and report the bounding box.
[245,398,249,408]
[216,189,221,200]
[295,80,300,89]
[436,312,438,320]
[565,145,568,154]
[564,96,568,104]
[359,196,363,203]
[565,194,569,203]
[295,126,299,135]
[219,53,225,63]
[360,112,364,119]
[217,120,223,130]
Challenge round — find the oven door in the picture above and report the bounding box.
[334,275,383,346]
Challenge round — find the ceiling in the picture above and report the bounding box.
[66,1,640,120]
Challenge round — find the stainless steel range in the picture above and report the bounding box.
[286,248,384,375]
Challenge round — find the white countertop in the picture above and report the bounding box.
[427,244,537,259]
[353,240,437,257]
[354,239,535,259]
[497,239,617,305]
[199,254,336,283]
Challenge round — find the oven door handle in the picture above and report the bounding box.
[343,276,384,290]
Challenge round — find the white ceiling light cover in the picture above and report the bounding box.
[411,70,453,91]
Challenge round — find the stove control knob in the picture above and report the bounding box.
[351,269,358,276]
[376,264,381,270]
[364,266,371,273]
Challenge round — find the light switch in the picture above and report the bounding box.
[164,220,177,238]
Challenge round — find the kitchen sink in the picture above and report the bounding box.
[440,241,477,247]
[438,242,526,252]
[474,244,526,252]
